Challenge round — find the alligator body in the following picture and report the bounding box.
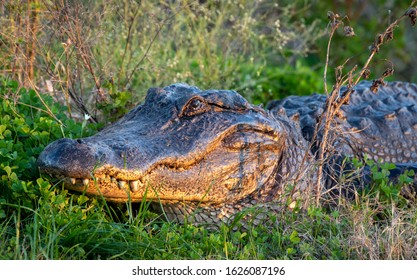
[37,81,417,224]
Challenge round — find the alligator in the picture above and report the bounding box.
[37,81,417,225]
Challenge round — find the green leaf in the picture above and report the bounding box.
[77,195,89,205]
[0,124,6,135]
[381,183,392,196]
[3,165,12,177]
[372,172,385,181]
[286,247,295,255]
[289,230,301,244]
[0,209,5,219]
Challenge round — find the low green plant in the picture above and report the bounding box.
[0,78,99,254]
[0,83,117,258]
[350,157,415,207]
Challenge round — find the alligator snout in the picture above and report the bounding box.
[37,138,102,179]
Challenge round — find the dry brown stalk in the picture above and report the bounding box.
[25,0,39,86]
[315,4,417,206]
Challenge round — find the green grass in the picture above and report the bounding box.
[2,184,417,259]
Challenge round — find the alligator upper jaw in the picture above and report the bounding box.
[37,137,102,178]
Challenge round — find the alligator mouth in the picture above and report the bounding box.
[56,166,239,204]
[57,174,150,203]
[55,152,254,203]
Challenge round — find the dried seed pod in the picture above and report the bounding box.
[375,33,384,45]
[361,68,371,79]
[335,66,343,83]
[405,7,417,16]
[384,27,394,42]
[370,79,386,93]
[340,89,353,104]
[405,7,417,26]
[344,26,355,37]
[370,43,380,53]
[382,67,394,78]
[327,11,340,21]
[370,83,379,93]
[327,11,342,29]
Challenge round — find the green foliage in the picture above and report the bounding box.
[93,0,320,91]
[0,84,91,180]
[236,61,324,104]
[97,81,134,123]
[0,78,98,229]
[360,158,414,206]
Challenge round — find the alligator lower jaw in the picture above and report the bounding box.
[45,163,155,202]
[55,173,224,204]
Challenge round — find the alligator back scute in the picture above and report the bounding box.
[268,81,417,164]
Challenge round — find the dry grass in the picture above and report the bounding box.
[345,201,417,259]
[0,0,321,123]
[313,2,417,205]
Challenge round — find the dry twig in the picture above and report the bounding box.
[315,4,417,206]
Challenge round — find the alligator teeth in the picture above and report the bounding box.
[70,178,76,185]
[118,180,127,189]
[82,178,90,185]
[130,180,139,192]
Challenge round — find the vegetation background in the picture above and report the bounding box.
[0,0,416,259]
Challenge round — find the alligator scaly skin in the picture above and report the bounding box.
[268,81,417,164]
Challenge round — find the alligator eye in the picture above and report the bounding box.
[181,97,208,117]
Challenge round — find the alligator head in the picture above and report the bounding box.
[38,84,308,224]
